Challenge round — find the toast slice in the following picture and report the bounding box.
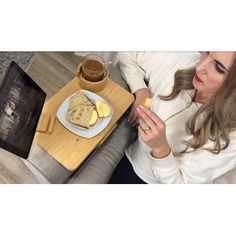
[69,91,94,110]
[66,105,96,128]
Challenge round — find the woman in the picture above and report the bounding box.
[109,52,236,184]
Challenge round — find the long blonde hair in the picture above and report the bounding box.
[160,57,236,154]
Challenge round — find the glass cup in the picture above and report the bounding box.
[81,54,112,82]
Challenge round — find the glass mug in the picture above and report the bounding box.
[81,54,112,82]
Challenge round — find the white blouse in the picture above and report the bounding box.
[118,52,236,183]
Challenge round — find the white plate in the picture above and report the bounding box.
[57,90,113,138]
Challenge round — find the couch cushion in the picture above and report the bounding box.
[0,148,47,183]
[28,143,72,184]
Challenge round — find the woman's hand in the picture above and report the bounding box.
[137,105,171,158]
[128,88,151,126]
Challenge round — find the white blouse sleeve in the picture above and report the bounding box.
[118,52,200,94]
[148,134,236,183]
[118,52,148,93]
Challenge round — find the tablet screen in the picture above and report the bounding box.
[0,61,46,159]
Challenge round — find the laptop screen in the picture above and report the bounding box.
[0,61,46,159]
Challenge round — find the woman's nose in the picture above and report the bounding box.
[196,56,209,74]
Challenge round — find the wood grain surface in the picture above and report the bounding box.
[34,77,134,171]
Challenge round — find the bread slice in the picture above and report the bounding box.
[66,105,95,128]
[69,91,94,110]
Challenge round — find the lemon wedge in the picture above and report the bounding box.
[89,110,98,126]
[96,101,111,118]
[102,103,111,117]
[96,101,104,117]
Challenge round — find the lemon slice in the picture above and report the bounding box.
[95,101,111,118]
[96,100,104,117]
[89,110,98,126]
[102,103,111,117]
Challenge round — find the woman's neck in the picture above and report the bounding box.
[193,90,214,104]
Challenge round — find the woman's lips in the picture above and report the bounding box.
[194,74,203,83]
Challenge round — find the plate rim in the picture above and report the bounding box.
[56,89,113,138]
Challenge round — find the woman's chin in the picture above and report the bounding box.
[192,79,203,90]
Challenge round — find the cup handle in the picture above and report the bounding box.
[105,60,113,74]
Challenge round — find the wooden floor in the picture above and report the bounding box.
[27,52,83,100]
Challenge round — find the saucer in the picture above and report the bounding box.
[77,63,108,92]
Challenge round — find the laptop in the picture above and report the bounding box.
[0,61,46,159]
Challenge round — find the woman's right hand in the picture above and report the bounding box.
[128,88,151,126]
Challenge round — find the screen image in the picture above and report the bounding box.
[0,62,46,158]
